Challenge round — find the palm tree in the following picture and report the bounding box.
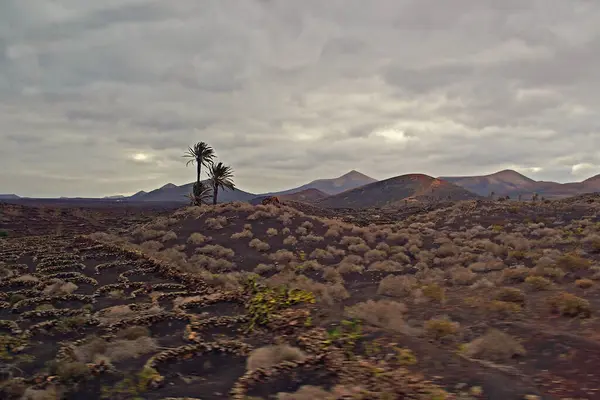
[183,142,215,186]
[187,181,213,206]
[208,162,235,205]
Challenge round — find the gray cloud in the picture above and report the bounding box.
[1,0,600,197]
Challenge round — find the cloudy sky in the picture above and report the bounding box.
[1,0,600,197]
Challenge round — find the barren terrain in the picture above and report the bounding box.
[1,196,600,399]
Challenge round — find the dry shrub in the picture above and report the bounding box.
[156,248,187,267]
[266,228,278,236]
[283,236,298,246]
[576,278,594,289]
[140,240,163,252]
[249,238,270,252]
[421,283,446,303]
[324,228,341,238]
[338,262,365,274]
[254,263,275,275]
[133,228,167,241]
[364,249,387,263]
[345,300,408,333]
[281,227,291,235]
[296,260,323,272]
[386,232,410,245]
[390,251,411,264]
[196,244,235,259]
[205,216,227,230]
[301,221,314,230]
[300,234,324,243]
[377,275,417,297]
[470,278,495,289]
[494,288,525,304]
[525,276,552,291]
[339,254,364,266]
[487,300,522,316]
[548,292,591,317]
[160,231,177,242]
[501,267,531,283]
[583,234,600,253]
[469,259,505,273]
[375,242,391,252]
[189,254,236,273]
[187,232,209,245]
[436,243,458,258]
[12,274,40,283]
[322,266,343,283]
[340,236,366,246]
[277,213,293,226]
[269,250,296,263]
[246,344,306,371]
[463,329,526,362]
[448,267,477,286]
[247,210,274,221]
[326,246,346,257]
[310,248,335,261]
[368,260,403,272]
[348,243,371,254]
[74,336,157,363]
[556,253,591,271]
[244,223,252,230]
[231,229,253,240]
[295,226,308,236]
[98,304,162,324]
[42,280,78,296]
[424,317,459,340]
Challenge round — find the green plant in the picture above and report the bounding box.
[0,231,8,238]
[101,366,162,399]
[244,277,315,332]
[0,334,28,361]
[325,319,363,355]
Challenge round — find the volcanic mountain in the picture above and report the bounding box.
[316,174,480,209]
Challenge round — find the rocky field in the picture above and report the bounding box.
[2,196,600,399]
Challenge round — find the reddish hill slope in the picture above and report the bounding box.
[316,174,480,209]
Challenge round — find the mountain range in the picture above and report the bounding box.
[440,170,600,199]
[4,169,600,208]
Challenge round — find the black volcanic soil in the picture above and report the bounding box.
[2,195,600,398]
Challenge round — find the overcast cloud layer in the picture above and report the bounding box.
[1,0,600,197]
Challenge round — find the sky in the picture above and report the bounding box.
[1,0,600,197]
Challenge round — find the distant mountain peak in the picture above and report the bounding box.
[339,170,373,180]
[160,183,178,190]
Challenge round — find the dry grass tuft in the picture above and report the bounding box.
[345,299,408,333]
[548,292,591,317]
[249,238,271,252]
[246,344,306,371]
[463,329,526,362]
[377,275,417,297]
[205,216,227,229]
[187,232,209,245]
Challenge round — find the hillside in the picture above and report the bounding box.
[0,194,20,199]
[133,180,256,203]
[259,170,377,197]
[442,169,600,199]
[250,188,329,205]
[440,169,537,197]
[316,174,479,209]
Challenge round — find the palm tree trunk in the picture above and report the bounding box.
[196,162,201,185]
[213,185,218,205]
